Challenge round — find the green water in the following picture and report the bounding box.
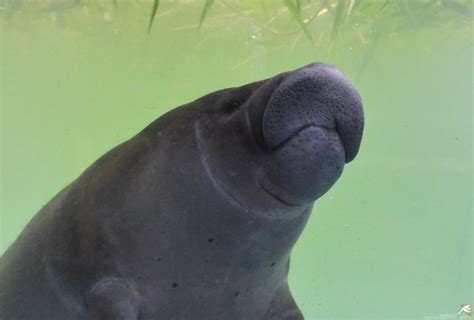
[0,1,472,319]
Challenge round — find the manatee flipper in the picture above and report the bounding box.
[263,281,304,320]
[86,278,140,320]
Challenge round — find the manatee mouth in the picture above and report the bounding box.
[246,63,364,205]
[257,124,346,206]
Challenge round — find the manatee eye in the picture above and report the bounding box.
[222,98,245,115]
[218,81,264,116]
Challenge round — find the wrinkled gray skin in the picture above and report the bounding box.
[0,63,364,320]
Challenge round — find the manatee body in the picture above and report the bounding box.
[0,63,364,320]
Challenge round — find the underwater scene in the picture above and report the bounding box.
[0,0,472,319]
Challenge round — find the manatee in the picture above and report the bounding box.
[0,63,364,320]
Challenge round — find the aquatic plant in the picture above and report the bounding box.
[2,0,471,34]
[1,0,471,77]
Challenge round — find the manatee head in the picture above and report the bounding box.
[185,63,364,216]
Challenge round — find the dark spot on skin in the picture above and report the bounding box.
[172,282,178,288]
[161,231,165,235]
[234,291,240,297]
[246,288,250,293]
[208,238,213,243]
[270,262,276,267]
[155,257,162,262]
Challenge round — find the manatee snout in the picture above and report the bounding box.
[247,63,364,205]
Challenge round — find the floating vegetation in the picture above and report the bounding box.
[198,0,214,29]
[282,0,314,42]
[2,1,472,34]
[1,0,471,77]
[148,0,160,33]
